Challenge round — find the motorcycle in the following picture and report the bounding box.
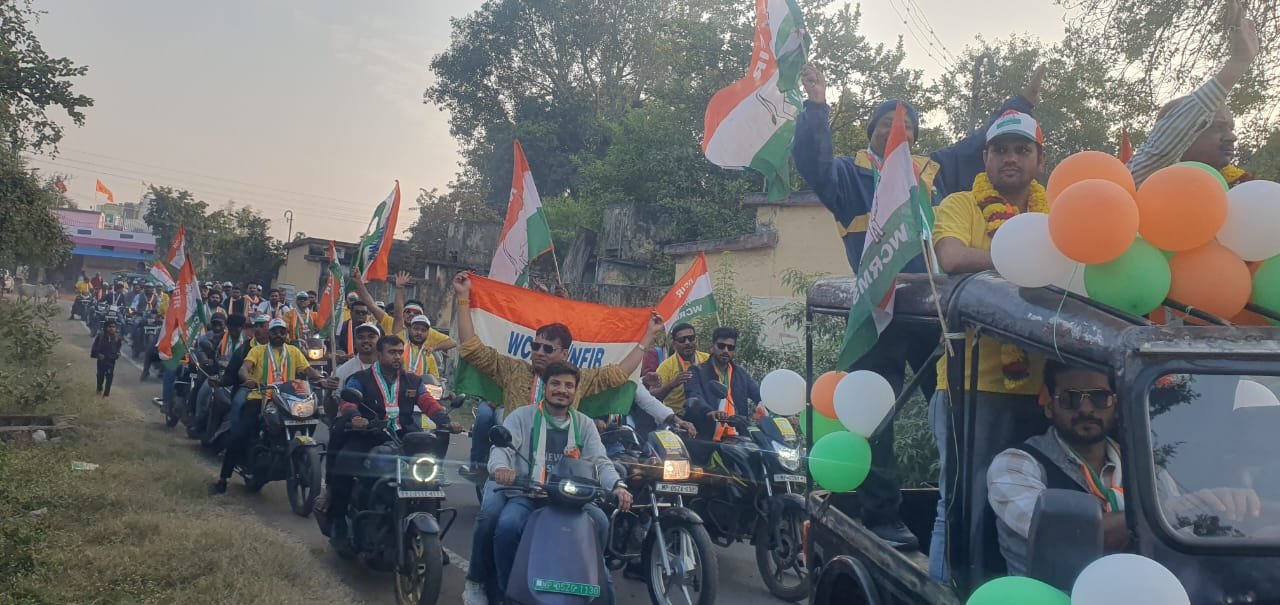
[297,336,330,374]
[684,385,808,602]
[318,401,457,605]
[159,362,194,428]
[237,380,325,517]
[90,302,122,336]
[489,425,613,605]
[71,293,93,320]
[133,311,162,359]
[604,423,719,605]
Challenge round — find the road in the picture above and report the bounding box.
[62,310,790,605]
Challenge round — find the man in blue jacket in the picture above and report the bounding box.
[791,63,1044,550]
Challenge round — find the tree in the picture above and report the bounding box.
[403,187,499,275]
[1062,0,1276,146]
[204,205,283,288]
[0,153,69,271]
[143,186,211,260]
[0,1,94,154]
[931,35,1154,167]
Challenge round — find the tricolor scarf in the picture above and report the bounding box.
[403,340,431,376]
[1055,430,1125,513]
[528,403,584,484]
[972,172,1046,391]
[371,362,401,420]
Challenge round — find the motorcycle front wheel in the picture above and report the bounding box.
[644,518,718,605]
[754,507,809,602]
[286,445,322,517]
[395,527,443,605]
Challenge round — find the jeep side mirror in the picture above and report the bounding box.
[489,425,514,449]
[1027,488,1104,591]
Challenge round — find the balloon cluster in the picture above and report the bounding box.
[993,151,1280,322]
[966,554,1189,605]
[801,370,897,492]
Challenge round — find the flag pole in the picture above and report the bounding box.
[548,245,566,293]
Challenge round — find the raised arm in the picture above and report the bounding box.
[390,271,410,334]
[451,272,476,345]
[351,271,387,323]
[616,314,665,376]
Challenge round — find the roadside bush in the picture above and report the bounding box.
[0,299,65,414]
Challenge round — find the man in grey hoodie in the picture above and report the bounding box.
[486,361,632,602]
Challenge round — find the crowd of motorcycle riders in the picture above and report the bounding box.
[67,269,810,605]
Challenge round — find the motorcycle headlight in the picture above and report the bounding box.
[773,442,801,471]
[411,456,438,483]
[662,459,691,481]
[306,348,325,361]
[560,480,580,497]
[289,398,315,418]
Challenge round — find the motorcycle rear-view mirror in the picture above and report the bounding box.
[489,425,514,449]
[339,387,363,404]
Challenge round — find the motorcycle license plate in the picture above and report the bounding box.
[398,489,446,499]
[283,419,316,427]
[774,474,807,484]
[534,579,601,598]
[655,482,698,495]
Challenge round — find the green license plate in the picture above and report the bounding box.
[533,578,601,598]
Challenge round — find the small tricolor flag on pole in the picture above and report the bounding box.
[490,140,554,287]
[352,181,401,282]
[316,240,345,338]
[655,252,718,331]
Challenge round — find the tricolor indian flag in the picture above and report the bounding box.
[703,0,810,201]
[149,261,176,291]
[655,252,718,331]
[837,103,934,368]
[454,274,652,417]
[316,240,345,338]
[353,181,401,282]
[166,225,187,270]
[157,235,203,368]
[490,140,553,286]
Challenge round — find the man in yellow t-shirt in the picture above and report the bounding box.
[926,110,1051,581]
[647,322,709,416]
[402,314,456,381]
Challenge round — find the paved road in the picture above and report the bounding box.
[61,310,791,605]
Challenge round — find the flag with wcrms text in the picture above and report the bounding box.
[454,274,651,417]
[489,140,553,287]
[655,252,718,331]
[838,104,934,368]
[703,0,810,201]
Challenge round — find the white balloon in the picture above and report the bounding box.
[1051,262,1089,296]
[1070,554,1189,605]
[1234,378,1280,411]
[832,370,895,438]
[759,369,806,416]
[1220,180,1280,261]
[991,212,1076,288]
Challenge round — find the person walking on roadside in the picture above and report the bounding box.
[91,319,123,398]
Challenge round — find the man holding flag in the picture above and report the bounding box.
[790,59,1045,550]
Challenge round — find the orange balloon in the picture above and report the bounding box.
[1046,151,1137,206]
[1232,309,1271,326]
[811,371,845,419]
[1168,242,1252,319]
[1136,165,1228,252]
[1048,179,1139,264]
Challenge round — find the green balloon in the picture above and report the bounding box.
[1251,256,1280,326]
[809,431,871,492]
[800,408,846,441]
[967,576,1070,605]
[1085,239,1171,316]
[1177,160,1230,191]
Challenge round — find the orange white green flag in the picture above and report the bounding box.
[837,103,934,368]
[703,0,810,201]
[165,225,187,270]
[315,240,345,338]
[489,140,553,286]
[157,235,202,367]
[655,252,718,331]
[352,181,401,282]
[453,274,652,417]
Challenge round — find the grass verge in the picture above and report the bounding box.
[0,335,363,604]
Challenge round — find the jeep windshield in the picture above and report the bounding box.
[1147,373,1280,543]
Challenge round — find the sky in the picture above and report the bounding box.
[28,0,1067,242]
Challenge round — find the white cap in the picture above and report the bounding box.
[268,318,287,330]
[410,315,431,327]
[986,110,1043,145]
[354,321,381,336]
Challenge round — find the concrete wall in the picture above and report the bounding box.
[275,246,324,294]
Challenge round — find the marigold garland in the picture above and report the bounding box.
[1221,164,1253,187]
[970,172,1047,391]
[972,173,1049,238]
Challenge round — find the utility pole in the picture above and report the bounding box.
[284,210,294,242]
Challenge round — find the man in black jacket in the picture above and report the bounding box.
[685,327,764,499]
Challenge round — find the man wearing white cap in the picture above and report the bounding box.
[402,314,457,382]
[212,317,322,494]
[325,321,382,394]
[926,109,1050,579]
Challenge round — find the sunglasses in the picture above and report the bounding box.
[674,335,696,344]
[714,342,736,352]
[531,342,558,354]
[1053,389,1116,411]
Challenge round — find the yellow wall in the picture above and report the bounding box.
[275,247,323,292]
[673,204,850,297]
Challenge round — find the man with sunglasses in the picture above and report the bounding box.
[648,323,710,416]
[685,327,763,447]
[987,362,1262,576]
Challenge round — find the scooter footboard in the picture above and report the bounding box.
[507,506,608,604]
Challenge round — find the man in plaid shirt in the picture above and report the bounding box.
[988,362,1262,576]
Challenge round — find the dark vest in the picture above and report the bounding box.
[1011,443,1086,493]
[348,368,425,426]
